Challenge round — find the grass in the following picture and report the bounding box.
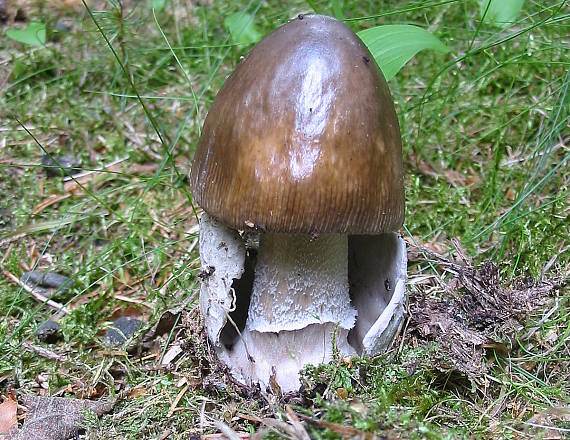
[0,0,568,438]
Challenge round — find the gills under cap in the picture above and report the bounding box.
[190,14,404,234]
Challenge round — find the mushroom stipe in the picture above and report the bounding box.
[190,14,407,392]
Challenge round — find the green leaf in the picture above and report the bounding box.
[152,0,167,11]
[357,24,449,81]
[224,12,262,46]
[5,21,46,47]
[480,0,525,28]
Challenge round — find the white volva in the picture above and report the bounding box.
[198,213,407,392]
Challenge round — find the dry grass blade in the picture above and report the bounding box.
[212,421,249,440]
[260,418,300,439]
[21,342,67,363]
[284,405,310,440]
[166,383,189,417]
[295,412,387,439]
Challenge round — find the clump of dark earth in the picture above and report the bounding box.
[14,7,25,22]
[36,320,61,344]
[104,317,142,346]
[41,154,82,177]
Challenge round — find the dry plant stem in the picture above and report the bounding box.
[167,384,189,418]
[212,422,243,440]
[157,430,172,440]
[295,412,376,439]
[285,404,311,440]
[2,269,69,314]
[22,342,67,362]
[224,310,254,363]
[0,233,27,249]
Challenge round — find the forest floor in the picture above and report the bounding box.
[0,0,568,438]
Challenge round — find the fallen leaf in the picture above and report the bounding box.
[10,396,114,440]
[505,187,516,201]
[0,397,18,434]
[126,387,148,399]
[141,307,182,349]
[336,388,348,399]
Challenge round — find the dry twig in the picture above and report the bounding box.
[2,269,69,314]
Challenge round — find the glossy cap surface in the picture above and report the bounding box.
[190,14,404,234]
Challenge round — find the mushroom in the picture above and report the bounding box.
[190,14,407,392]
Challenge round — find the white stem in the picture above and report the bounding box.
[246,233,356,333]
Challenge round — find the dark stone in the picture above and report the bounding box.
[21,271,73,294]
[0,208,12,227]
[0,0,7,24]
[104,317,142,346]
[36,320,61,344]
[41,154,81,177]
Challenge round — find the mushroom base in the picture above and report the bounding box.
[197,214,407,393]
[217,322,355,392]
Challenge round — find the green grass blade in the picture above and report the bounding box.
[357,24,449,81]
[332,0,344,20]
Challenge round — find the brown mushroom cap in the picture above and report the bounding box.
[190,14,404,234]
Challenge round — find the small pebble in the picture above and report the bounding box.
[104,317,142,347]
[41,154,81,177]
[36,320,61,344]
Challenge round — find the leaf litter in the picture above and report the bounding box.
[406,238,565,384]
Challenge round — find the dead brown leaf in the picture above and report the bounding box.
[0,397,18,434]
[125,387,147,399]
[10,396,114,440]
